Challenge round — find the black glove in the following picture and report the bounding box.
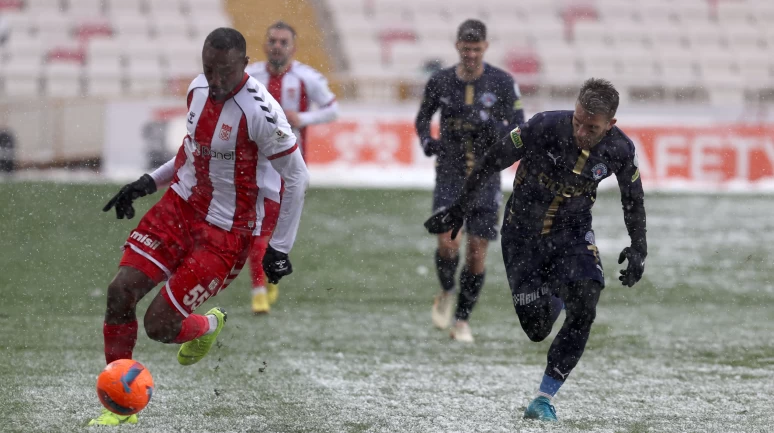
[102,174,157,219]
[421,137,443,157]
[263,245,293,284]
[618,246,646,287]
[424,204,465,239]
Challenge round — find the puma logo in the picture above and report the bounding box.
[547,151,560,165]
[553,367,568,380]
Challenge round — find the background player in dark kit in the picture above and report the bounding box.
[415,19,524,342]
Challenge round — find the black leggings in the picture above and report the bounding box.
[515,279,602,382]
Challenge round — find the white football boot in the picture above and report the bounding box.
[450,320,474,343]
[432,291,456,329]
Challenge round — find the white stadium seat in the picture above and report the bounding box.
[43,62,82,97]
[110,13,153,39]
[4,58,42,97]
[68,0,106,16]
[2,13,36,37]
[6,35,46,63]
[85,59,124,97]
[25,0,65,13]
[146,0,183,16]
[121,38,162,66]
[35,13,72,41]
[106,0,146,15]
[126,60,164,95]
[151,16,191,40]
[87,38,122,65]
[183,0,227,17]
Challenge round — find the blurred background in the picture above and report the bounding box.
[0,0,772,190]
[2,3,774,431]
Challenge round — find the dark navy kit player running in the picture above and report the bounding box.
[425,78,647,421]
[415,19,525,342]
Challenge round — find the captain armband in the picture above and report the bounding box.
[509,127,524,148]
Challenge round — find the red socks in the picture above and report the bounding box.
[172,314,210,344]
[104,315,210,363]
[103,321,138,365]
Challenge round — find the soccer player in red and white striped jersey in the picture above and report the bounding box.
[244,21,338,314]
[91,28,309,426]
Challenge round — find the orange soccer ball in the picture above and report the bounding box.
[96,359,154,415]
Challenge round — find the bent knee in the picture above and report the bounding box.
[565,308,596,331]
[143,314,177,343]
[524,328,551,342]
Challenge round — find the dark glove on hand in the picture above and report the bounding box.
[102,174,157,219]
[263,245,293,284]
[618,246,646,287]
[424,204,465,239]
[421,137,443,157]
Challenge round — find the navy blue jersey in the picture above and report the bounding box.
[495,111,645,249]
[415,63,525,179]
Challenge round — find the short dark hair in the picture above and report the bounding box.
[457,19,486,42]
[267,21,297,39]
[577,78,619,119]
[204,27,247,56]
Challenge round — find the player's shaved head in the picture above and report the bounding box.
[202,28,249,101]
[204,27,247,56]
[577,78,619,119]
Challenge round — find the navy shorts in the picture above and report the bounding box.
[501,227,605,308]
[433,177,501,241]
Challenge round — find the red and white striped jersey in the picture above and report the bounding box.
[245,60,338,154]
[159,73,308,252]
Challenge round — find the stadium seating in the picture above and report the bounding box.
[1,0,772,105]
[0,0,231,98]
[324,0,774,104]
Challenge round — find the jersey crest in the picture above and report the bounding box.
[219,124,232,141]
[591,163,608,180]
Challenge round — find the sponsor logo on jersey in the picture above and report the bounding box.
[591,163,608,180]
[538,172,596,198]
[130,231,161,250]
[187,111,195,124]
[510,127,523,148]
[188,138,236,160]
[479,92,497,108]
[219,123,232,141]
[514,283,551,306]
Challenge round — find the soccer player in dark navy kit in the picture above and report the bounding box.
[425,78,647,421]
[415,19,525,342]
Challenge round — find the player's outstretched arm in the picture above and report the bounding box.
[102,174,158,219]
[265,148,310,282]
[424,129,524,238]
[616,150,647,287]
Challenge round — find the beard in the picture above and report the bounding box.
[269,56,287,69]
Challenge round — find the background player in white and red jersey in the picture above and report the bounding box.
[90,28,309,426]
[244,21,338,314]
